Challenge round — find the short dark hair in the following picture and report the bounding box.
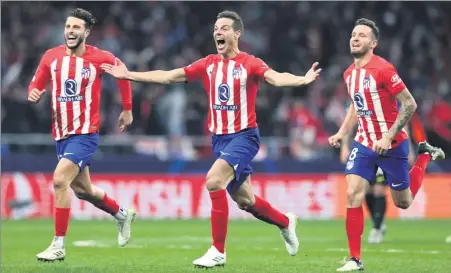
[217,10,244,34]
[354,18,379,40]
[68,8,97,30]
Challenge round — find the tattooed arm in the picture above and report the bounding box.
[384,88,417,140]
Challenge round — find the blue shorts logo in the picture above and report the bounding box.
[353,93,365,110]
[64,79,78,97]
[218,83,230,103]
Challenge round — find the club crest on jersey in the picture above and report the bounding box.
[363,77,370,90]
[81,68,91,79]
[218,83,230,102]
[232,67,242,79]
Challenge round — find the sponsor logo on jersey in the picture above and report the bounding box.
[58,79,84,102]
[218,83,230,102]
[212,104,239,111]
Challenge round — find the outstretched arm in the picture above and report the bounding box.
[126,69,187,84]
[263,62,322,87]
[101,58,186,84]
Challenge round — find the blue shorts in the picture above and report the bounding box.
[55,133,99,172]
[212,128,260,194]
[344,140,410,191]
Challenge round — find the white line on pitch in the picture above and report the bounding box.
[326,248,449,255]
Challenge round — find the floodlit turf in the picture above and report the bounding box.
[2,219,451,273]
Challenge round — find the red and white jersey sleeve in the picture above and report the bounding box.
[28,50,52,94]
[102,51,133,110]
[183,57,208,83]
[249,57,271,81]
[380,64,406,97]
[184,52,270,135]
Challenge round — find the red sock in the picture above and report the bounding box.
[409,154,431,198]
[346,207,364,260]
[94,193,120,216]
[246,195,289,229]
[55,208,71,236]
[210,190,228,253]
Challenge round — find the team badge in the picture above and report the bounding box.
[81,68,91,79]
[346,160,354,170]
[232,67,242,79]
[363,77,370,90]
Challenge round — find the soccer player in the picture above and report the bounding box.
[328,18,445,271]
[28,8,136,262]
[101,10,321,268]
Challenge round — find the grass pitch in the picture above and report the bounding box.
[2,219,451,272]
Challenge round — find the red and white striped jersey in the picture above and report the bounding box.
[184,52,270,135]
[28,45,132,141]
[344,55,408,149]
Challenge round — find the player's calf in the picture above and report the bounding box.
[37,159,79,262]
[71,181,135,247]
[200,159,234,256]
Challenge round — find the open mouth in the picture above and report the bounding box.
[216,38,226,49]
[67,35,77,42]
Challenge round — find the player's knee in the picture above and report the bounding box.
[235,196,255,210]
[52,175,70,192]
[72,187,89,200]
[346,186,365,201]
[71,183,94,200]
[205,174,225,192]
[394,199,411,210]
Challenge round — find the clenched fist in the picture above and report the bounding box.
[28,88,45,104]
[328,132,345,148]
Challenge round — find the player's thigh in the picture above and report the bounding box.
[230,176,256,209]
[377,141,411,209]
[206,158,236,191]
[53,158,81,189]
[70,166,94,197]
[61,134,99,171]
[344,141,378,187]
[389,188,412,209]
[377,141,410,192]
[209,128,260,192]
[221,129,260,190]
[380,161,411,207]
[346,174,369,207]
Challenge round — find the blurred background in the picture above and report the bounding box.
[1,1,451,221]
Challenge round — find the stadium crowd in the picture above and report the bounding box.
[2,1,450,159]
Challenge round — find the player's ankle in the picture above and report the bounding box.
[114,207,128,221]
[53,236,65,248]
